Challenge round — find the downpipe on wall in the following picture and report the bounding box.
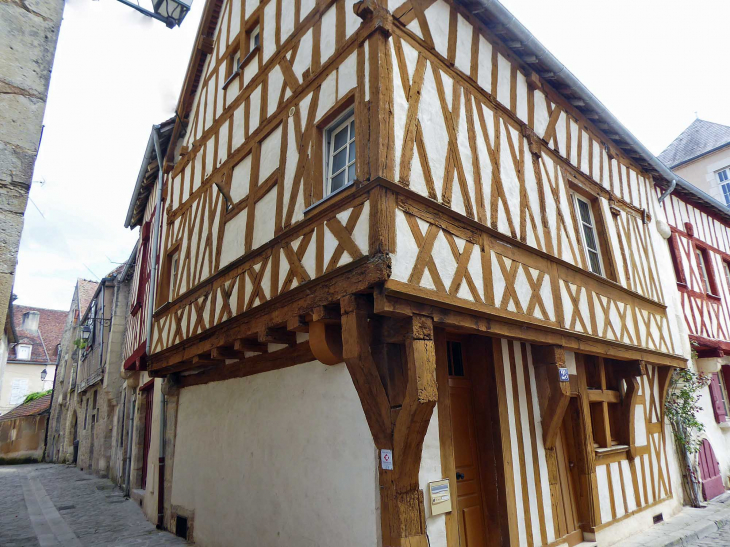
[124,392,136,497]
[151,126,167,529]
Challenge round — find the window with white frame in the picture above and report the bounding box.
[324,111,356,195]
[717,168,730,206]
[695,247,716,294]
[249,24,260,51]
[723,261,730,291]
[15,344,31,360]
[573,194,603,276]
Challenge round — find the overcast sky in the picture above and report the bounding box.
[14,0,730,310]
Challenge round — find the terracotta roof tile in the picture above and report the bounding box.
[11,305,67,364]
[0,394,51,422]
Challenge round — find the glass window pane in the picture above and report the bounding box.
[347,163,355,183]
[583,225,598,252]
[331,170,345,192]
[332,149,346,173]
[577,199,592,225]
[349,120,355,137]
[348,141,355,162]
[333,126,348,151]
[588,251,602,275]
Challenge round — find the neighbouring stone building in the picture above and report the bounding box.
[0,304,64,415]
[0,392,51,463]
[47,267,133,483]
[46,278,98,463]
[0,0,65,338]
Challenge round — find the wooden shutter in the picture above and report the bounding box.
[698,439,724,501]
[709,373,727,423]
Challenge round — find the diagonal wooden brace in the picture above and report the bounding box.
[532,345,570,449]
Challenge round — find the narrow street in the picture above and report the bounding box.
[0,464,189,547]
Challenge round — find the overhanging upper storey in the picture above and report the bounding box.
[146,0,687,376]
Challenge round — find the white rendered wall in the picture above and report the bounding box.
[171,361,380,547]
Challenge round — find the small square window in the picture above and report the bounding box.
[324,111,356,195]
[573,194,603,276]
[717,168,729,183]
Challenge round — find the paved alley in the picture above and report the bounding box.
[0,464,189,547]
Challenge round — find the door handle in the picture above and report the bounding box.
[456,472,465,480]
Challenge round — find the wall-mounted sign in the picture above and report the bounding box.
[559,367,570,382]
[381,449,393,470]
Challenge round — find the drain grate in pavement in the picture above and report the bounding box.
[57,505,76,511]
[106,499,126,504]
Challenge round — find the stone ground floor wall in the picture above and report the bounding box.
[0,414,48,463]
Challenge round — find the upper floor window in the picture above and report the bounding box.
[717,168,729,184]
[169,251,180,301]
[15,344,31,360]
[573,194,603,276]
[249,24,260,51]
[695,246,718,295]
[723,260,730,292]
[325,111,355,196]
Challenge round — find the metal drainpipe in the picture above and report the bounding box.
[658,179,677,204]
[124,393,136,497]
[151,126,167,529]
[98,280,105,375]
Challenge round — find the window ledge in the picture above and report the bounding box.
[303,181,357,216]
[595,444,629,455]
[708,293,722,301]
[222,46,260,90]
[718,421,730,430]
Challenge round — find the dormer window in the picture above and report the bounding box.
[16,344,32,360]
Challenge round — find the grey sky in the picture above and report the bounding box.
[14,0,729,310]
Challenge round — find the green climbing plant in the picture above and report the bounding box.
[665,367,710,454]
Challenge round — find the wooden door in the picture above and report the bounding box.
[142,386,154,489]
[553,421,583,546]
[698,438,724,501]
[447,340,488,547]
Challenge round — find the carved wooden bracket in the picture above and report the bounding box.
[308,321,343,366]
[531,345,570,449]
[341,294,437,545]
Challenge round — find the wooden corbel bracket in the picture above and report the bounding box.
[532,345,570,449]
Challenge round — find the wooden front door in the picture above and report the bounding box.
[447,340,488,547]
[553,418,583,546]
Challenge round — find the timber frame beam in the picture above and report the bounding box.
[532,345,570,449]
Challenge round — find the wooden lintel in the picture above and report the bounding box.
[179,342,315,388]
[258,328,296,346]
[587,389,621,404]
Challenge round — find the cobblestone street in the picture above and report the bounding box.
[0,464,190,547]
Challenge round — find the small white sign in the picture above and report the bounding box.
[381,449,393,470]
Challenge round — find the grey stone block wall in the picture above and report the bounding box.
[0,0,65,325]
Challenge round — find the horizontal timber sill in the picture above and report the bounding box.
[154,179,377,319]
[379,283,687,368]
[380,178,667,310]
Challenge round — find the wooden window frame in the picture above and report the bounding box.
[694,244,718,296]
[668,232,687,286]
[568,185,615,280]
[158,242,181,308]
[131,220,152,316]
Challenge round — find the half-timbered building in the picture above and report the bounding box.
[131,1,692,545]
[658,120,730,502]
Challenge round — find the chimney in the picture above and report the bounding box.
[22,311,40,333]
